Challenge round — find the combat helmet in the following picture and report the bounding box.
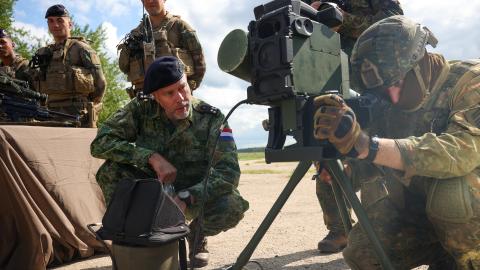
[350,15,438,93]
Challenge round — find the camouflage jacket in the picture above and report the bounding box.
[33,37,106,104]
[0,55,34,88]
[119,12,206,90]
[340,0,403,56]
[353,57,480,194]
[90,97,240,205]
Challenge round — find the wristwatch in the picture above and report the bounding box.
[366,135,380,162]
[177,190,192,207]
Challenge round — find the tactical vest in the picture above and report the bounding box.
[0,56,27,79]
[37,38,95,102]
[373,60,480,223]
[119,15,194,89]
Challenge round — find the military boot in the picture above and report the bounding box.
[187,234,209,268]
[317,231,347,253]
[188,220,209,268]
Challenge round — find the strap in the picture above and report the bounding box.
[366,135,379,162]
[179,238,187,270]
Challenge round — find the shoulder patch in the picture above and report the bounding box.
[195,103,219,115]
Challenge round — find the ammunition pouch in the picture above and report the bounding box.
[86,102,102,128]
[97,178,190,246]
[426,177,473,223]
[174,48,194,76]
[118,44,131,74]
[126,58,145,86]
[71,66,95,94]
[42,71,68,95]
[153,30,172,55]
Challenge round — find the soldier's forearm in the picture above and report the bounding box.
[357,138,405,171]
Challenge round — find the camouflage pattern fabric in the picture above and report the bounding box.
[0,55,34,87]
[315,178,348,233]
[91,97,249,236]
[339,0,403,56]
[343,58,480,269]
[121,12,206,92]
[314,1,403,233]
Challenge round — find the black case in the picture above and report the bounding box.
[97,178,189,246]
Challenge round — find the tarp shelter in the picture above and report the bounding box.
[0,126,106,270]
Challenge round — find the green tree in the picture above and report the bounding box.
[0,0,16,29]
[0,0,45,59]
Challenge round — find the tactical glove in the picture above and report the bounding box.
[313,94,369,157]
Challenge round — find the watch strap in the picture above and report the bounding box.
[366,135,379,162]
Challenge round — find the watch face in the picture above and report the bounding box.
[178,190,190,199]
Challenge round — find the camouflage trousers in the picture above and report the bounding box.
[96,160,248,237]
[342,181,480,270]
[316,179,352,233]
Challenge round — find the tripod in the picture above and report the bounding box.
[225,159,394,270]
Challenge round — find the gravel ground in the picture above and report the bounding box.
[50,160,428,270]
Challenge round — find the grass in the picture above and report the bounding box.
[238,151,265,161]
[242,169,284,174]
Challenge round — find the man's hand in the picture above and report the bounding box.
[313,94,369,157]
[148,153,177,183]
[173,196,187,213]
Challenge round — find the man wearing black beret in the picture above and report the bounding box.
[30,4,106,127]
[91,56,249,268]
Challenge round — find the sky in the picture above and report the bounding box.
[12,0,480,148]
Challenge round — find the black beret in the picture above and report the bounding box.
[0,29,10,39]
[45,4,70,18]
[143,56,184,95]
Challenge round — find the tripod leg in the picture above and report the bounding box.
[330,178,353,234]
[325,159,395,270]
[226,161,312,270]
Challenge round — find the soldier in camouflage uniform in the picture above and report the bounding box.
[118,0,206,98]
[91,56,248,268]
[313,16,480,269]
[0,29,34,86]
[31,5,106,127]
[309,0,403,253]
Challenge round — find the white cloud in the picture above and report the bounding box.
[402,0,480,60]
[101,21,121,58]
[12,21,51,45]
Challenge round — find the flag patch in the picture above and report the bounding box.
[220,128,234,141]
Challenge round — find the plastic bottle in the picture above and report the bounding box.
[163,183,176,197]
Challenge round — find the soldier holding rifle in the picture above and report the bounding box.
[118,0,206,98]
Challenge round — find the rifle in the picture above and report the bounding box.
[0,73,80,125]
[142,13,156,68]
[120,12,155,98]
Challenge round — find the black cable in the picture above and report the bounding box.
[190,99,249,270]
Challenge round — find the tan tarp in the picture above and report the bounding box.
[0,126,106,270]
